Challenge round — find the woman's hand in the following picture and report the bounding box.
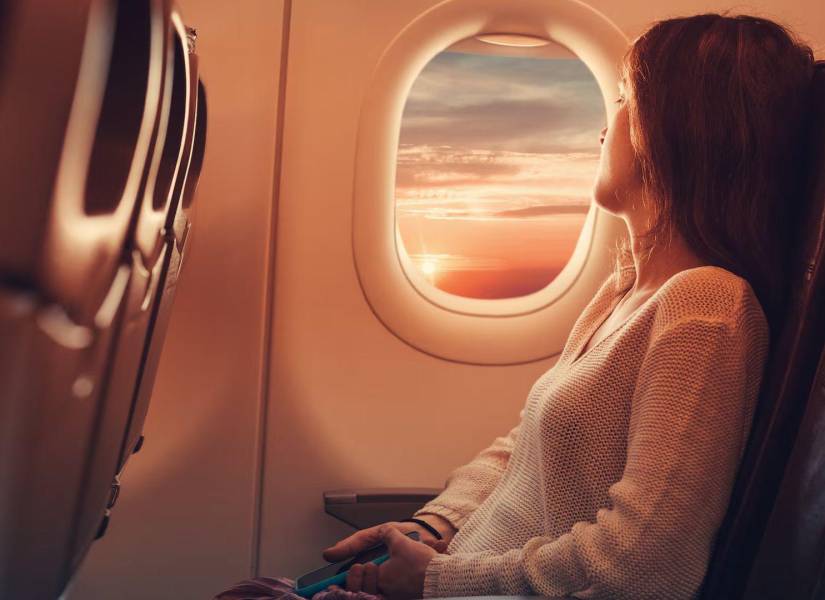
[322,517,454,597]
[322,516,455,564]
[347,526,441,599]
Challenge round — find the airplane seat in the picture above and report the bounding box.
[700,60,825,599]
[66,7,207,577]
[0,0,205,598]
[119,59,208,477]
[743,333,825,596]
[0,0,163,598]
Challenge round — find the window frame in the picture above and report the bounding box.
[352,0,629,365]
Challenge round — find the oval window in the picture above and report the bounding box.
[395,37,604,300]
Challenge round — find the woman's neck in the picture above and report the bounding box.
[626,224,709,296]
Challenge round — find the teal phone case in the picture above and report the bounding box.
[294,553,390,598]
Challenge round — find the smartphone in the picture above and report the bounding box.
[294,530,420,598]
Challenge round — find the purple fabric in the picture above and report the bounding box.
[213,576,384,600]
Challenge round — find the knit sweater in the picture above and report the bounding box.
[414,264,769,600]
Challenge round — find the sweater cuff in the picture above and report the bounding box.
[421,553,450,598]
[413,504,468,530]
[420,551,506,598]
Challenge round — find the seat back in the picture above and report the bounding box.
[0,1,205,597]
[0,1,163,597]
[0,0,155,326]
[701,61,825,599]
[120,60,208,475]
[65,6,204,573]
[738,62,825,600]
[744,345,825,598]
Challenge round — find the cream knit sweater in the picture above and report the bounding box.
[414,265,769,600]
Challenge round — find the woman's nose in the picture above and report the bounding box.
[599,126,608,145]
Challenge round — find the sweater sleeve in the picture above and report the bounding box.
[413,408,525,530]
[421,316,768,600]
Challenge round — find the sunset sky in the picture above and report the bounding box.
[395,49,605,299]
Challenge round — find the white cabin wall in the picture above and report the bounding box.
[69,1,285,598]
[594,0,824,51]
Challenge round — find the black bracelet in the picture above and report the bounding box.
[400,517,443,540]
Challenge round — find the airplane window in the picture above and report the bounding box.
[395,39,604,300]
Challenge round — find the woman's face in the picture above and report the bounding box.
[592,84,644,216]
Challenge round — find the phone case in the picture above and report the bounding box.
[294,553,390,598]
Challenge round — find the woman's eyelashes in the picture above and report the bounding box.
[614,96,625,104]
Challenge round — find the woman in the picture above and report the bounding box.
[319,13,815,600]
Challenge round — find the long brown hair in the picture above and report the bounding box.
[617,14,815,332]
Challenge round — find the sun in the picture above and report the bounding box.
[421,260,437,276]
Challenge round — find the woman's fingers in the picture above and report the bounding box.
[323,526,385,561]
[344,561,380,594]
[346,563,364,592]
[362,562,378,594]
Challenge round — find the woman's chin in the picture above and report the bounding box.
[591,187,625,216]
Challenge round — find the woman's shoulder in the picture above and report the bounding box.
[652,266,768,337]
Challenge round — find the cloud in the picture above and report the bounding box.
[399,97,603,153]
[394,157,522,188]
[398,52,606,153]
[408,52,603,106]
[394,145,599,210]
[408,252,508,271]
[393,52,604,213]
[492,204,589,218]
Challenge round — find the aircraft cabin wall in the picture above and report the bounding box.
[70,1,825,599]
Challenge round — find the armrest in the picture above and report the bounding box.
[323,487,442,529]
